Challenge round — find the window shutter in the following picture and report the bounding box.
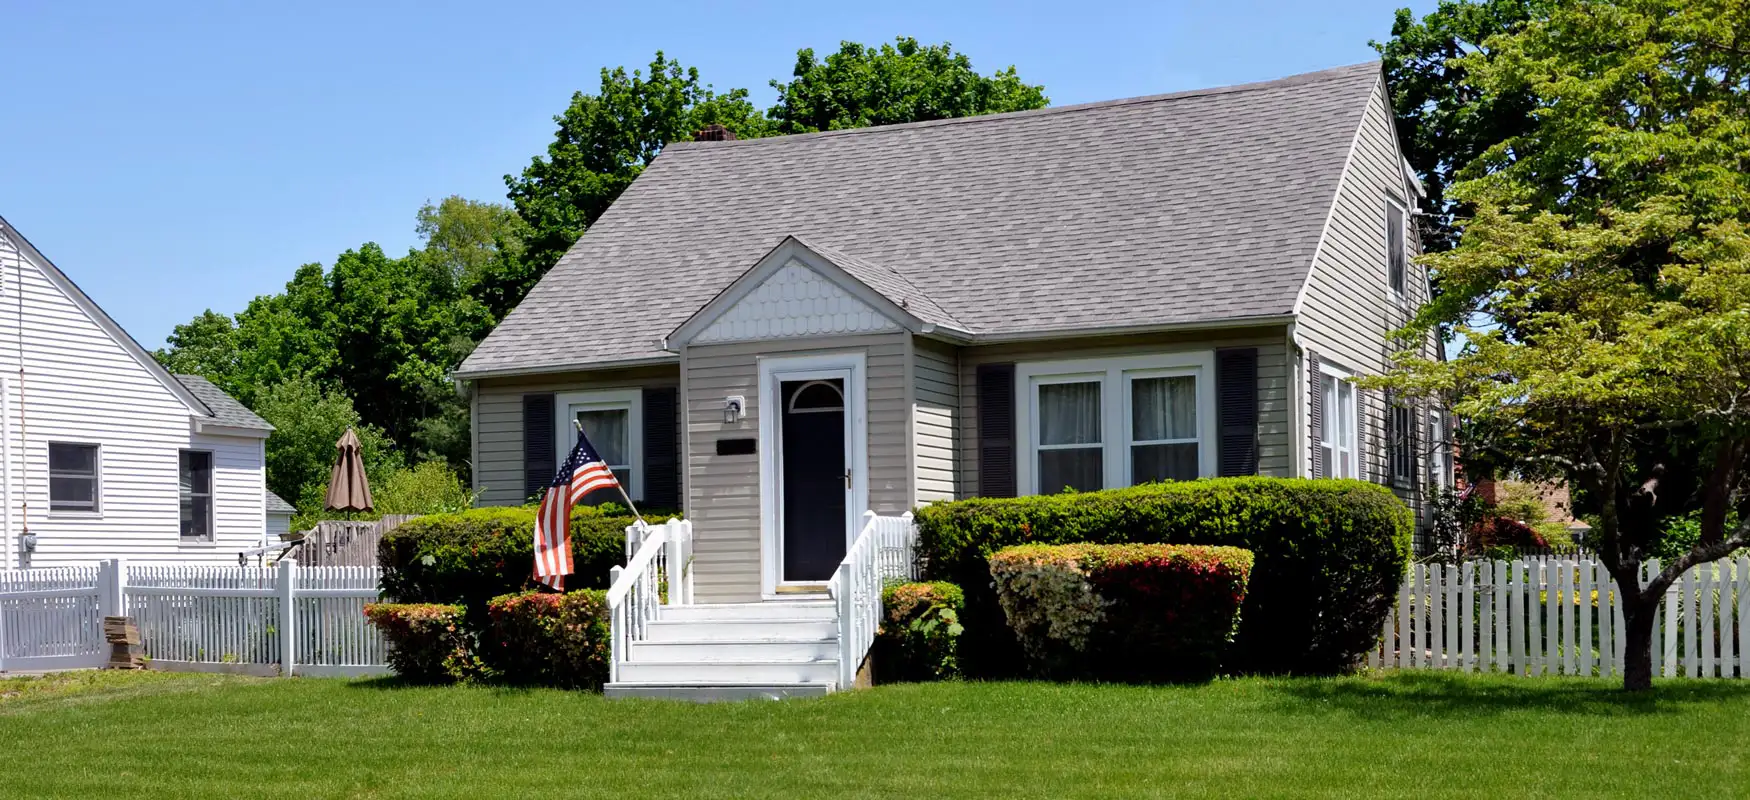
[1216,348,1259,477]
[642,387,680,511]
[1307,351,1325,479]
[1357,389,1374,484]
[1384,387,1399,486]
[976,363,1017,498]
[1408,395,1423,492]
[522,393,555,501]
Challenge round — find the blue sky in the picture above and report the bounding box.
[0,0,1433,347]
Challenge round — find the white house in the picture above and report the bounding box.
[0,214,277,568]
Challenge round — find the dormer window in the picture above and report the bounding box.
[1387,199,1408,297]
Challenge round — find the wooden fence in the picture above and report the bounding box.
[294,515,418,567]
[1370,556,1750,678]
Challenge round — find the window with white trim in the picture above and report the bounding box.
[1387,198,1408,297]
[555,389,643,502]
[48,442,100,513]
[1019,353,1215,494]
[1429,410,1452,490]
[1319,364,1359,479]
[180,450,214,541]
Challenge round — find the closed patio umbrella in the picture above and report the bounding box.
[324,428,374,513]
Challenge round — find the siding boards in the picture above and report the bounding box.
[1297,77,1441,530]
[0,235,266,566]
[683,333,907,603]
[472,366,680,506]
[956,327,1293,495]
[913,337,958,504]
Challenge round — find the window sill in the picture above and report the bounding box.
[177,540,218,549]
[48,510,102,519]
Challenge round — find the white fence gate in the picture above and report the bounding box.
[1,559,387,676]
[1370,556,1750,678]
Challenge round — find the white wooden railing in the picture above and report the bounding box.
[1370,556,1750,678]
[606,518,691,683]
[828,512,918,689]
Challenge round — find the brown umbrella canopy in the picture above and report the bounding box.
[324,428,375,512]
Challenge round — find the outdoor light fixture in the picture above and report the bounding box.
[724,395,744,424]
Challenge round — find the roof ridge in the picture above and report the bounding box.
[664,61,1380,152]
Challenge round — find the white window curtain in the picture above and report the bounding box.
[1319,370,1358,479]
[1037,381,1102,492]
[575,408,632,492]
[1131,375,1198,483]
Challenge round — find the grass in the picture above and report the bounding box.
[2,671,1749,798]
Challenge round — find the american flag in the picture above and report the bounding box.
[533,427,623,590]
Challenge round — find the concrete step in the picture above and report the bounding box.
[628,637,837,662]
[615,658,838,685]
[604,682,835,702]
[644,618,838,642]
[660,602,836,622]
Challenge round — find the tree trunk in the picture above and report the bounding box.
[1620,593,1659,691]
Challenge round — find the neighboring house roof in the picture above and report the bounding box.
[458,62,1382,379]
[174,374,274,432]
[0,214,217,415]
[265,491,297,516]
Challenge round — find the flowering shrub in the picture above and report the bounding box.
[990,544,1253,682]
[482,590,610,690]
[916,477,1411,676]
[873,582,965,683]
[363,603,478,683]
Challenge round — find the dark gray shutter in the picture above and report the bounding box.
[1384,387,1399,486]
[1215,348,1259,477]
[642,387,680,511]
[522,393,556,501]
[976,363,1017,498]
[1307,351,1325,479]
[1408,395,1423,492]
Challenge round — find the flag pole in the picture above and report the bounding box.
[574,419,645,525]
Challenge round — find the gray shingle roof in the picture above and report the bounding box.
[459,62,1381,378]
[175,374,274,431]
[266,491,296,515]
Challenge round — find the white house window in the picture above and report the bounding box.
[1320,364,1359,479]
[555,389,642,502]
[1036,379,1103,493]
[1019,353,1216,495]
[48,442,100,513]
[180,450,214,541]
[1129,374,1199,483]
[1429,410,1451,490]
[1387,198,1408,297]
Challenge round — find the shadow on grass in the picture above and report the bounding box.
[1267,671,1750,719]
[342,675,585,699]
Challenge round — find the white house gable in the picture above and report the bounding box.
[693,259,902,345]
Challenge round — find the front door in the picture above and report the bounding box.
[778,377,848,584]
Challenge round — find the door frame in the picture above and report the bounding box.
[758,351,867,598]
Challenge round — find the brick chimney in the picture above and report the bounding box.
[693,124,737,142]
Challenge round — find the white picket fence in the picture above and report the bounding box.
[1370,556,1750,678]
[1,559,387,676]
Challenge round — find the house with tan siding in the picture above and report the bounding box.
[0,216,278,568]
[457,63,1445,696]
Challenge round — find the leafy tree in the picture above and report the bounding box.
[155,310,240,392]
[253,374,400,512]
[767,37,1048,134]
[1374,1,1543,252]
[1372,0,1750,690]
[504,52,770,277]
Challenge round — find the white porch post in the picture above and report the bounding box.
[277,558,297,677]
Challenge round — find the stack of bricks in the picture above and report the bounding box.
[103,616,143,669]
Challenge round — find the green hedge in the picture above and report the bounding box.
[873,582,964,683]
[481,590,610,690]
[915,477,1412,676]
[989,544,1253,682]
[362,603,479,683]
[377,506,673,614]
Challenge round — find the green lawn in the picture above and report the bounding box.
[2,671,1748,799]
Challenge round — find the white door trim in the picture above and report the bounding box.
[758,351,868,599]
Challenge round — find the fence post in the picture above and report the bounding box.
[278,558,297,677]
[100,558,127,619]
[664,521,686,607]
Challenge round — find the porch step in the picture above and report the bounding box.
[658,601,836,622]
[644,618,837,642]
[628,637,837,662]
[604,682,835,702]
[615,658,838,685]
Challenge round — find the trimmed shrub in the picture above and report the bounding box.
[481,590,610,690]
[873,582,965,683]
[914,477,1413,676]
[989,544,1253,682]
[363,603,478,683]
[378,506,675,613]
